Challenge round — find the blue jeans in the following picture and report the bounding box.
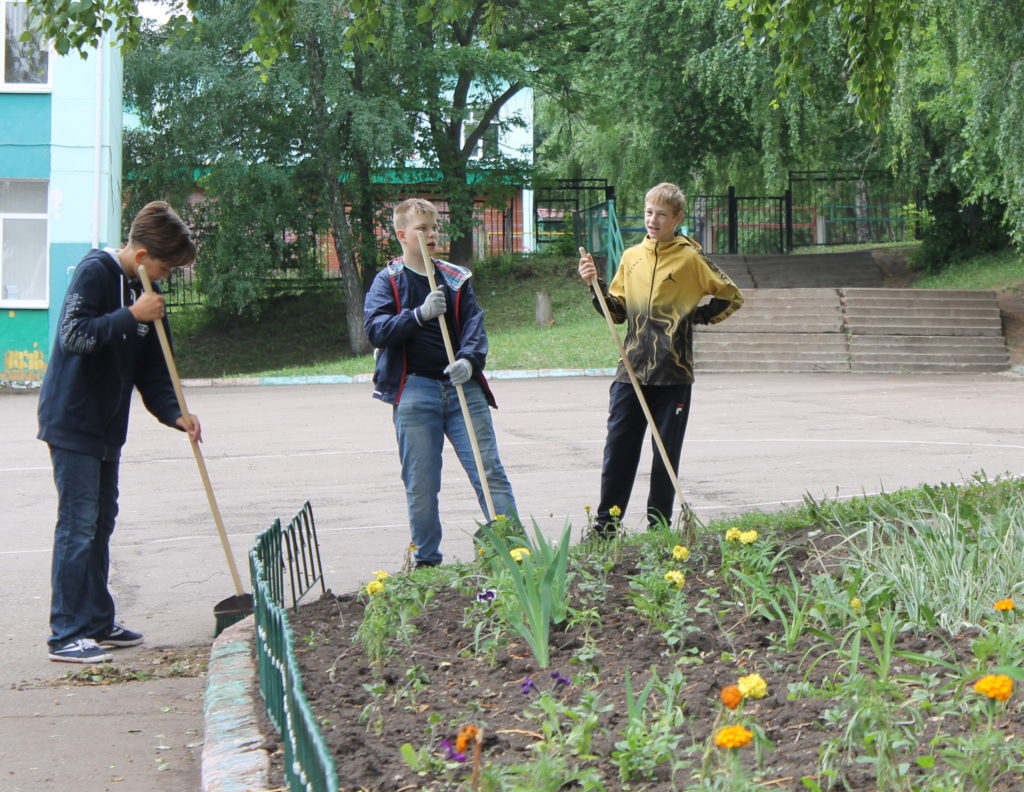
[393,375,518,564]
[48,446,119,648]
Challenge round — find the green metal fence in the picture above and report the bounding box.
[250,518,339,792]
[573,199,625,282]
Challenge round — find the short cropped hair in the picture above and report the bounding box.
[393,198,439,230]
[128,201,196,269]
[645,183,686,216]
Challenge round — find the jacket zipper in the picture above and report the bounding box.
[647,241,659,315]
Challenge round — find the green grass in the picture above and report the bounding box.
[171,252,613,380]
[170,245,1023,379]
[912,248,1024,292]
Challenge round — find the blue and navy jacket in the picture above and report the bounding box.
[37,249,182,460]
[364,256,496,407]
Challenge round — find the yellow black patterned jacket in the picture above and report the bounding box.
[595,234,743,384]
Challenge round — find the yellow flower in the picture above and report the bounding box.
[672,545,690,561]
[365,579,385,596]
[494,514,508,524]
[737,673,768,699]
[509,547,531,563]
[995,598,1015,612]
[725,527,742,542]
[664,570,686,589]
[609,505,622,518]
[715,724,753,749]
[974,674,1013,702]
[584,505,592,513]
[739,529,759,544]
[850,596,863,613]
[372,570,390,581]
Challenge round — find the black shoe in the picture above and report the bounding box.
[414,560,441,569]
[48,638,113,663]
[89,623,144,647]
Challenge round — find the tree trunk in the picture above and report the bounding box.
[305,29,371,355]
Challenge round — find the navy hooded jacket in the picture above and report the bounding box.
[364,257,496,407]
[37,249,182,460]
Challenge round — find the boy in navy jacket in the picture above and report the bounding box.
[38,201,200,663]
[364,198,517,567]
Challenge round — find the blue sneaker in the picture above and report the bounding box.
[89,623,144,647]
[48,638,113,664]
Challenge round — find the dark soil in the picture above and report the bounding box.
[279,530,1024,792]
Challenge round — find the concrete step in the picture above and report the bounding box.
[698,333,849,353]
[850,335,1008,351]
[849,319,1003,336]
[851,360,1011,373]
[697,358,849,373]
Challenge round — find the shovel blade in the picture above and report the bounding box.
[213,592,254,637]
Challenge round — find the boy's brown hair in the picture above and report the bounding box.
[393,198,439,231]
[645,182,686,216]
[129,201,196,269]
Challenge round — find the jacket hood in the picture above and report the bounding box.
[640,234,703,253]
[386,256,472,291]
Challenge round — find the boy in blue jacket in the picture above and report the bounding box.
[364,198,517,568]
[38,201,201,663]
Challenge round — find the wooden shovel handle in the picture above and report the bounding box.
[138,266,245,596]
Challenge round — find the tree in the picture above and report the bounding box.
[343,0,588,264]
[125,1,407,352]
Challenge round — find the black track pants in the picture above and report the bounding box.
[596,380,692,531]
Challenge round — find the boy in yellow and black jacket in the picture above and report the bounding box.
[579,182,743,536]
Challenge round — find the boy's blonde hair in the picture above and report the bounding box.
[393,198,440,231]
[645,183,686,216]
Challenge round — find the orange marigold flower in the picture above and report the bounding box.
[995,598,1015,611]
[715,724,754,749]
[455,724,480,753]
[974,674,1013,703]
[720,685,742,710]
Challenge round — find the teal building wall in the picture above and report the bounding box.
[0,41,122,386]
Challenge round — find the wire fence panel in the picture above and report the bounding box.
[251,517,339,792]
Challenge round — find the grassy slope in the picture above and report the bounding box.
[171,247,1024,380]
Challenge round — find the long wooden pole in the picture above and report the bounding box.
[415,231,496,521]
[580,247,690,523]
[138,265,245,596]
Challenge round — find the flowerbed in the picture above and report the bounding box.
[286,479,1024,791]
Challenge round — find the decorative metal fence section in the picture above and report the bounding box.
[788,170,919,248]
[251,515,338,792]
[537,179,615,250]
[282,501,327,612]
[572,199,625,282]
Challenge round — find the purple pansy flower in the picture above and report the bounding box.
[521,677,537,695]
[550,671,571,687]
[476,589,497,602]
[439,739,467,763]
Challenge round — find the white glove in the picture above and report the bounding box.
[416,288,446,323]
[444,358,473,386]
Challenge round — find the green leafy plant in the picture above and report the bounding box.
[477,521,573,669]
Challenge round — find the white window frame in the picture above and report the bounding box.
[2,0,52,92]
[0,179,50,308]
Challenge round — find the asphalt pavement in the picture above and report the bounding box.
[2,371,1023,791]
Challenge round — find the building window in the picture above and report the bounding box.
[0,180,48,305]
[3,0,49,87]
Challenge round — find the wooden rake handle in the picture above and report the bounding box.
[138,266,245,596]
[415,231,497,522]
[580,247,689,516]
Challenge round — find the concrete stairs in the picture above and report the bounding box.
[696,287,1010,374]
[712,251,885,290]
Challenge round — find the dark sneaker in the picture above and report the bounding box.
[48,638,113,664]
[414,560,441,569]
[89,623,144,647]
